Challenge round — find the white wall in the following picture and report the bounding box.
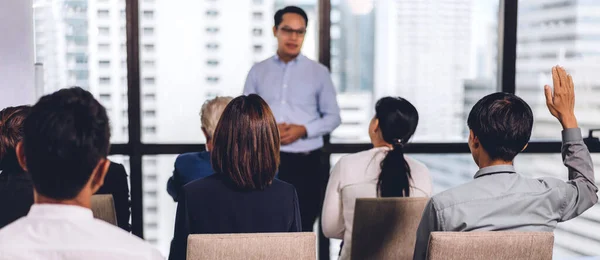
[0,0,35,107]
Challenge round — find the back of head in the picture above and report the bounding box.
[375,97,419,197]
[210,94,280,190]
[0,106,31,171]
[200,96,234,140]
[23,87,110,200]
[467,92,533,161]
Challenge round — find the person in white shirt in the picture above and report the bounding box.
[0,87,163,260]
[322,96,432,260]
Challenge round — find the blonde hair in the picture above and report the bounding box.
[200,96,234,140]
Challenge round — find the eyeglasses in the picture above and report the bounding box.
[279,27,306,37]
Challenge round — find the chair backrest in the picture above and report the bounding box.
[351,197,429,260]
[186,232,316,260]
[427,232,554,260]
[90,194,118,226]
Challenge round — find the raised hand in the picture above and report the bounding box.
[544,66,578,129]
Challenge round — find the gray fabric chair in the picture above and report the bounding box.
[427,231,554,260]
[186,232,316,260]
[90,194,118,226]
[351,197,429,260]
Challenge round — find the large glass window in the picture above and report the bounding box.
[330,0,500,143]
[139,1,319,256]
[139,0,319,144]
[32,0,128,143]
[516,1,600,141]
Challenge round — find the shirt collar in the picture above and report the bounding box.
[473,165,517,179]
[27,204,94,220]
[272,53,303,65]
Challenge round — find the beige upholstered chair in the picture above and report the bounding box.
[90,194,118,226]
[351,197,429,260]
[427,231,554,260]
[186,232,316,260]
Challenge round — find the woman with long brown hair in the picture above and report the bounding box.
[169,94,301,260]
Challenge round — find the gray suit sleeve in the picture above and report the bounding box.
[413,199,442,260]
[559,128,598,221]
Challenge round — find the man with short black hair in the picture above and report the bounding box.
[413,67,598,259]
[0,87,162,260]
[244,6,341,231]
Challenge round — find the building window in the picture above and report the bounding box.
[144,126,157,134]
[206,59,219,66]
[144,191,158,198]
[98,43,110,51]
[206,27,219,34]
[205,10,219,17]
[99,27,110,35]
[99,94,111,102]
[97,10,110,18]
[253,45,263,53]
[145,174,157,181]
[99,60,110,67]
[253,0,263,4]
[143,44,155,52]
[74,71,88,80]
[99,77,111,84]
[75,56,87,64]
[144,110,156,117]
[206,76,220,84]
[144,93,156,101]
[143,77,156,85]
[252,12,263,20]
[143,27,154,36]
[252,28,263,36]
[144,158,157,166]
[206,43,219,50]
[144,60,156,67]
[143,10,154,19]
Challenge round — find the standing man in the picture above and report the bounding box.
[243,6,341,231]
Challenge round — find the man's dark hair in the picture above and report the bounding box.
[467,92,533,161]
[23,87,110,200]
[274,6,308,28]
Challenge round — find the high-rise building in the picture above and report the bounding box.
[373,0,472,142]
[34,0,90,94]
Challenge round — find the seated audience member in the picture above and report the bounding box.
[0,106,33,229]
[0,106,132,232]
[97,161,131,231]
[0,87,162,260]
[166,96,233,201]
[168,94,301,260]
[413,67,598,260]
[322,97,432,259]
